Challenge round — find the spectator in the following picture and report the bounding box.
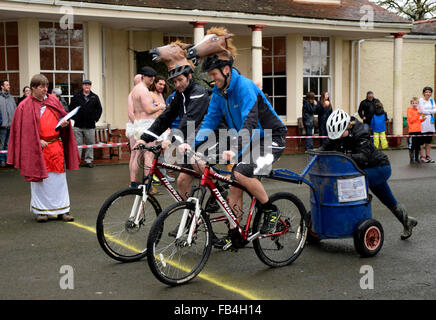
[370,101,389,149]
[150,75,169,108]
[418,86,436,163]
[52,87,69,113]
[302,92,317,150]
[316,91,332,144]
[407,97,425,164]
[0,80,17,167]
[358,91,380,130]
[6,74,80,223]
[69,79,103,168]
[17,86,31,105]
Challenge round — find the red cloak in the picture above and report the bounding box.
[6,94,80,182]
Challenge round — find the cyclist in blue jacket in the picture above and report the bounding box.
[181,30,288,247]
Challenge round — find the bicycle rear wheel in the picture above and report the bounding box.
[147,201,213,286]
[253,192,308,267]
[96,187,161,262]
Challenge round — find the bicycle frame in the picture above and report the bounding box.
[129,145,230,227]
[180,163,292,247]
[127,146,202,226]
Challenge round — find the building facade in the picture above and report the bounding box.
[1,0,435,151]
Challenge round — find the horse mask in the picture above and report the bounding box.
[149,43,193,79]
[186,33,235,66]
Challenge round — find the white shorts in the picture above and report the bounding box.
[128,119,170,142]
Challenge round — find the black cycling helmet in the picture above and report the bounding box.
[167,64,193,80]
[201,54,234,73]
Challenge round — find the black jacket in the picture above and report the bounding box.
[358,98,380,125]
[302,99,317,126]
[141,80,209,143]
[316,103,332,128]
[320,118,390,169]
[70,90,103,129]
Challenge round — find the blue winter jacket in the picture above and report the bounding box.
[370,111,388,133]
[195,68,287,157]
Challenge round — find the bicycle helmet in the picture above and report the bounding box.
[201,53,234,73]
[326,109,351,140]
[167,64,193,80]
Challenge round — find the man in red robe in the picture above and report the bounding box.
[7,74,80,222]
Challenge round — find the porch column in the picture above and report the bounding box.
[249,25,264,86]
[87,21,104,124]
[286,34,303,125]
[392,33,404,136]
[17,18,40,90]
[190,21,207,44]
[333,37,343,111]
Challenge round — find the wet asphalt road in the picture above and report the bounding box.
[0,149,435,300]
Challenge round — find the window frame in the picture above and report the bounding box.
[0,20,20,99]
[262,36,287,118]
[163,33,193,45]
[303,36,332,101]
[39,20,87,104]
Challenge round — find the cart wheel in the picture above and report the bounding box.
[353,219,384,257]
[306,211,321,244]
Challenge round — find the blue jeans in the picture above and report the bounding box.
[0,127,10,163]
[364,165,397,210]
[304,124,314,150]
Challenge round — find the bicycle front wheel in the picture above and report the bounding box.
[147,201,213,286]
[253,192,308,267]
[96,187,161,262]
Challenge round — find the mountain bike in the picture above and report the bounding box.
[96,144,229,262]
[146,149,309,286]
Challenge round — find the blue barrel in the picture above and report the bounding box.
[307,151,371,239]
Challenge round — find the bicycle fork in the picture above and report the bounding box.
[176,197,202,246]
[129,186,148,226]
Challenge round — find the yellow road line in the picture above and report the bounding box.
[69,221,267,300]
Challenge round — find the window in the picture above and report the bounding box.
[0,21,20,99]
[163,34,193,45]
[39,22,85,104]
[262,36,286,116]
[303,36,331,100]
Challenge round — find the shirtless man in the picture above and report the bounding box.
[126,67,166,188]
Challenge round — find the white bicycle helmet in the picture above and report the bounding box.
[326,109,351,140]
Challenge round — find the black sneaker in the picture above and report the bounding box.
[213,233,233,250]
[260,205,280,234]
[129,181,139,188]
[426,156,435,163]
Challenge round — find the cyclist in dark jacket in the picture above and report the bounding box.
[320,109,418,240]
[134,43,210,200]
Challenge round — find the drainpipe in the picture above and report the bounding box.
[356,39,365,115]
[350,40,355,115]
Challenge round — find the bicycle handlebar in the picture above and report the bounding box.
[133,144,162,154]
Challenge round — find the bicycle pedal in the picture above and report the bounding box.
[222,241,233,251]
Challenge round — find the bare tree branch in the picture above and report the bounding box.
[374,0,436,21]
